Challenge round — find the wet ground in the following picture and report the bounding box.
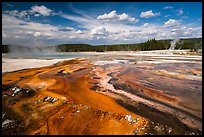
[2,52,202,135]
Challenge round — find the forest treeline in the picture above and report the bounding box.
[56,38,202,52]
[2,38,202,53]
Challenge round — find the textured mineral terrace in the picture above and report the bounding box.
[2,51,202,135]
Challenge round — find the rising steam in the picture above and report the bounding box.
[169,38,180,50]
[7,45,57,58]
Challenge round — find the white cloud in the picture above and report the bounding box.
[119,13,137,22]
[143,23,149,27]
[164,19,180,27]
[90,26,108,36]
[58,26,77,32]
[34,14,40,17]
[90,26,109,40]
[4,10,30,19]
[76,30,83,34]
[177,9,184,16]
[18,11,29,18]
[4,10,19,16]
[65,27,75,31]
[97,10,138,23]
[69,36,77,39]
[140,10,160,18]
[2,14,83,46]
[34,32,41,37]
[4,5,54,19]
[2,7,202,46]
[163,6,173,9]
[30,5,53,16]
[97,10,118,20]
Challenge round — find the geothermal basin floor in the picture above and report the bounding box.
[2,51,202,135]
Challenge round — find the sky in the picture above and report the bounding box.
[2,2,202,47]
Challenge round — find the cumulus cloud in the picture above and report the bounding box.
[89,26,109,40]
[119,13,137,22]
[90,26,108,36]
[76,30,83,34]
[34,32,41,37]
[97,10,138,23]
[4,10,30,19]
[3,5,54,20]
[30,5,53,16]
[164,19,180,27]
[18,11,29,18]
[97,10,117,20]
[34,14,40,17]
[140,10,160,18]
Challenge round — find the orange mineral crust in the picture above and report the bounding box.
[2,59,148,135]
[2,58,202,135]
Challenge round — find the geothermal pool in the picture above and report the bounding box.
[2,51,202,135]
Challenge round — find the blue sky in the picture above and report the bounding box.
[2,2,202,47]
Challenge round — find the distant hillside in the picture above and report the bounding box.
[174,38,202,51]
[56,44,92,52]
[56,38,202,52]
[2,38,202,53]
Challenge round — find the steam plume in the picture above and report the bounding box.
[169,38,180,50]
[7,45,57,58]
